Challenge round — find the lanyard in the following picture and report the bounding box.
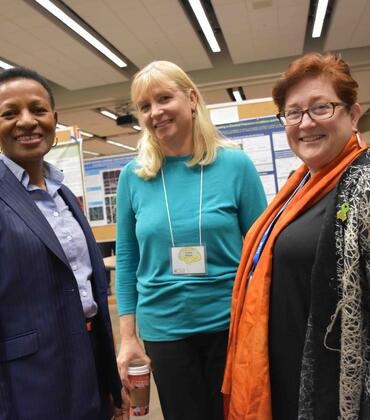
[161,165,203,247]
[249,172,310,276]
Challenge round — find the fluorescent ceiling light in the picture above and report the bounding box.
[83,150,100,156]
[80,130,94,138]
[246,97,273,104]
[34,0,127,67]
[188,0,221,52]
[106,140,136,151]
[312,0,329,38]
[232,89,243,103]
[99,109,118,120]
[0,59,13,70]
[56,123,69,129]
[132,125,142,131]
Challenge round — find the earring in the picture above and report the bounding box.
[353,129,362,147]
[53,136,58,147]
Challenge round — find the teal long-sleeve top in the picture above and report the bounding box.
[115,147,267,341]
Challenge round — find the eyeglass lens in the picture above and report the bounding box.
[281,103,338,126]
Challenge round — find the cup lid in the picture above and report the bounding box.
[127,364,150,375]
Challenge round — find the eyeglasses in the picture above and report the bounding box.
[277,102,347,126]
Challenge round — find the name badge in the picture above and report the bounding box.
[171,245,207,275]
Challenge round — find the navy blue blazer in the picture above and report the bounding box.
[0,161,121,419]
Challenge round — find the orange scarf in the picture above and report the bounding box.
[222,134,368,419]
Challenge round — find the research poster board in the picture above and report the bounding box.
[83,115,301,229]
[44,126,85,207]
[217,115,302,202]
[45,142,84,198]
[84,154,136,226]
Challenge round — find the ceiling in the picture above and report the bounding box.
[1,0,370,157]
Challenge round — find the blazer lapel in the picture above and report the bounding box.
[0,161,70,267]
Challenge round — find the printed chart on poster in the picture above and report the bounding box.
[84,154,136,226]
[218,116,302,202]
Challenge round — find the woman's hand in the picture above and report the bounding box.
[118,314,151,390]
[117,337,151,390]
[111,387,130,420]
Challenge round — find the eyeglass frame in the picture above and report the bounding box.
[276,102,348,127]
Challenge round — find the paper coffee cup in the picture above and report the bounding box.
[127,363,150,416]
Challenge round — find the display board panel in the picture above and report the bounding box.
[84,154,136,226]
[44,127,85,211]
[85,115,301,232]
[45,142,84,198]
[218,116,302,202]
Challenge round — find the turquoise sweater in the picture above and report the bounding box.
[115,147,266,341]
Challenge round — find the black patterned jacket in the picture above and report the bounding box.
[298,148,370,420]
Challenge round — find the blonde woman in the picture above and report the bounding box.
[116,61,266,420]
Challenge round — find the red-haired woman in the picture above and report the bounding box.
[223,53,370,420]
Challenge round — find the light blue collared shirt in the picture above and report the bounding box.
[1,155,98,318]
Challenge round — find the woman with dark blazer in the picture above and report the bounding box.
[0,67,128,419]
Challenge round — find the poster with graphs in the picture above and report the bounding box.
[84,154,135,226]
[82,115,302,226]
[218,115,302,203]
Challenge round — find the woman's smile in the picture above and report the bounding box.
[14,132,44,144]
[298,134,325,143]
[154,118,172,129]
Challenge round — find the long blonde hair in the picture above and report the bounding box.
[131,61,235,180]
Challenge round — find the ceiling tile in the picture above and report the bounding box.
[64,0,212,70]
[325,0,370,50]
[212,0,309,63]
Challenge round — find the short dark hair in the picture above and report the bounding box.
[0,67,55,109]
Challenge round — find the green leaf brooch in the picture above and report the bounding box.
[337,202,349,222]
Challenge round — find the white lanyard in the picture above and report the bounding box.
[160,165,203,247]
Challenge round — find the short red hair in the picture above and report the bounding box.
[272,53,358,112]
